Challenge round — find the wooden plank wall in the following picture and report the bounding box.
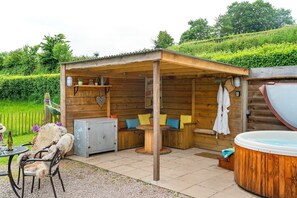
[247,79,297,131]
[64,75,243,152]
[193,77,242,151]
[65,76,107,133]
[109,78,147,128]
[65,76,147,133]
[162,78,192,118]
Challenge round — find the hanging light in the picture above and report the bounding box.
[233,77,241,87]
[66,76,73,87]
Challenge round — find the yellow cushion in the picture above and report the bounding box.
[180,115,192,129]
[160,114,167,125]
[138,114,151,125]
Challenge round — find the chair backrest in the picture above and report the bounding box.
[32,123,67,152]
[45,133,74,176]
[49,149,63,176]
[55,133,74,156]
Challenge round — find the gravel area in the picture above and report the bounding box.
[0,159,191,198]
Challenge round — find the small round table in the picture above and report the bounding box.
[135,125,171,155]
[0,146,28,198]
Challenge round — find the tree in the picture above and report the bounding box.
[153,31,174,49]
[0,45,40,75]
[214,14,234,37]
[93,52,99,57]
[215,0,295,36]
[3,48,23,68]
[179,18,212,44]
[40,34,72,72]
[0,52,7,68]
[21,45,40,75]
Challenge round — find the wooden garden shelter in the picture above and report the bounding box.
[60,49,249,181]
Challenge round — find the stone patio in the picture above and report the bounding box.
[68,148,258,198]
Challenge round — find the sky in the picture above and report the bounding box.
[0,0,296,57]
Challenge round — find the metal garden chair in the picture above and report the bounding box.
[20,148,65,198]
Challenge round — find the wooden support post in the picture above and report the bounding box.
[106,90,111,117]
[153,61,160,181]
[241,78,248,132]
[44,93,51,124]
[60,64,66,127]
[191,79,196,121]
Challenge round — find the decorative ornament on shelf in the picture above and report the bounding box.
[78,78,83,85]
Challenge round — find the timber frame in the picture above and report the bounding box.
[61,49,249,181]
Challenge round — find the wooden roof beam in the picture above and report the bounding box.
[65,51,161,70]
[161,51,249,76]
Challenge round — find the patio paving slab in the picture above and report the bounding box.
[181,185,217,198]
[68,147,258,198]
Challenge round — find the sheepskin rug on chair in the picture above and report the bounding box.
[23,133,74,178]
[17,123,67,164]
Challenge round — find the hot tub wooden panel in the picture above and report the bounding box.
[235,144,297,198]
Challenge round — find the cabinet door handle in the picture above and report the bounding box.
[88,146,91,149]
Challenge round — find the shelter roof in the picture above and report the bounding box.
[62,49,249,77]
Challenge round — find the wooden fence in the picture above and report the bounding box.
[0,111,47,136]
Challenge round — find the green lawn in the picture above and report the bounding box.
[0,133,35,165]
[0,100,43,113]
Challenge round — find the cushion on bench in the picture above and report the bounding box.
[166,119,180,129]
[138,114,151,125]
[180,115,192,129]
[126,119,140,129]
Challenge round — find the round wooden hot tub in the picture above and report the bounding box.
[234,131,297,198]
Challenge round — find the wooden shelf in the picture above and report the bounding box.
[74,85,112,88]
[74,85,112,95]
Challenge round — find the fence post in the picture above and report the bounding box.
[44,93,51,124]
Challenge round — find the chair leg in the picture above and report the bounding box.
[50,176,57,198]
[17,166,21,185]
[31,176,35,193]
[21,172,25,198]
[58,170,65,192]
[38,178,41,189]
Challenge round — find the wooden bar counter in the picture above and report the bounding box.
[135,125,171,155]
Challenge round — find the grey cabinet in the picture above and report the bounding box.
[74,118,118,157]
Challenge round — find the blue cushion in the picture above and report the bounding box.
[126,119,140,129]
[166,119,180,129]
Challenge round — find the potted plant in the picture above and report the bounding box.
[78,78,83,85]
[149,115,153,126]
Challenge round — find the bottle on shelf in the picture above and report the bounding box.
[7,131,13,151]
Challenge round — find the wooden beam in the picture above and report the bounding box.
[153,61,161,181]
[60,64,66,126]
[106,90,111,117]
[248,66,297,80]
[241,78,248,132]
[161,51,249,76]
[192,79,196,121]
[65,51,162,70]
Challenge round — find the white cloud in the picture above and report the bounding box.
[0,0,296,56]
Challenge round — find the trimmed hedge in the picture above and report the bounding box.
[197,43,297,68]
[169,26,297,55]
[0,74,60,102]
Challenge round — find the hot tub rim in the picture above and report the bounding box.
[235,130,297,157]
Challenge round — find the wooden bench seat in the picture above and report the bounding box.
[162,122,196,149]
[118,128,144,150]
